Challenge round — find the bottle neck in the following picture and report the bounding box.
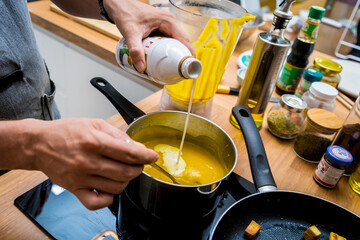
[269,25,286,39]
[270,15,289,39]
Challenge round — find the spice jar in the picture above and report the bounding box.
[267,94,307,139]
[332,96,360,176]
[294,108,343,163]
[295,68,323,98]
[310,57,342,88]
[302,82,338,112]
[314,145,353,188]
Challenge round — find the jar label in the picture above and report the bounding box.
[300,20,320,41]
[314,157,345,188]
[276,62,306,93]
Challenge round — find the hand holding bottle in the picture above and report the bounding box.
[103,0,195,72]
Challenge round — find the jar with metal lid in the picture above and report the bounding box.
[302,81,338,112]
[332,96,360,176]
[267,94,307,139]
[310,57,343,88]
[314,145,353,188]
[295,68,323,98]
[294,108,343,163]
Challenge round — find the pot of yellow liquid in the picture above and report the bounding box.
[159,0,255,117]
[91,77,237,223]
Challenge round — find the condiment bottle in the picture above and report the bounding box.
[294,108,343,163]
[302,81,338,112]
[332,95,360,176]
[309,57,343,88]
[231,0,295,130]
[275,6,326,95]
[115,37,202,85]
[295,68,323,98]
[267,94,307,139]
[314,145,353,188]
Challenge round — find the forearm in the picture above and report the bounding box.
[0,119,39,170]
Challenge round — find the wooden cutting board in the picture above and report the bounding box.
[50,4,122,40]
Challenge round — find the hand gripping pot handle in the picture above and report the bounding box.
[90,77,145,124]
[232,106,277,192]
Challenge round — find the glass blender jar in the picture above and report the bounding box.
[159,0,254,117]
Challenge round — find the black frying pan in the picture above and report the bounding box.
[210,106,360,240]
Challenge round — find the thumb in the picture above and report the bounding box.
[74,189,114,210]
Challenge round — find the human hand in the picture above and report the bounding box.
[31,118,158,210]
[104,0,194,72]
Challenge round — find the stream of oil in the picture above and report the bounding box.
[176,79,196,165]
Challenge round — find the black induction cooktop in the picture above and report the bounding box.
[14,174,255,240]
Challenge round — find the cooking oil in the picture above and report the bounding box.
[177,79,196,164]
[349,166,360,195]
[230,0,295,130]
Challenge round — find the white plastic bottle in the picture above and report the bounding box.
[115,37,202,85]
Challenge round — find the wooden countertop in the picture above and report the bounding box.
[0,1,358,239]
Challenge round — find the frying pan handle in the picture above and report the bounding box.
[232,106,277,192]
[90,77,146,124]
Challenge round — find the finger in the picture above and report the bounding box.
[165,26,194,56]
[83,158,145,183]
[123,33,147,72]
[96,131,158,164]
[153,13,195,56]
[93,121,159,164]
[80,175,130,194]
[74,188,114,210]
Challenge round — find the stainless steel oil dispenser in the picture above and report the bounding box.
[231,0,296,129]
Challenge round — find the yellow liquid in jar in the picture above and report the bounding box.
[165,14,255,105]
[143,138,227,185]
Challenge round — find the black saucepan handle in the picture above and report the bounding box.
[90,77,146,124]
[232,106,277,192]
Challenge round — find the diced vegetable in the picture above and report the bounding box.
[329,232,347,240]
[303,225,321,240]
[244,220,262,239]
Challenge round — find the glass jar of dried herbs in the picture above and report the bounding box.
[294,108,343,163]
[267,94,307,139]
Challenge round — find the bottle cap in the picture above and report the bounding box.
[326,145,353,165]
[308,6,326,20]
[309,82,338,101]
[280,94,307,113]
[303,68,323,83]
[313,58,343,74]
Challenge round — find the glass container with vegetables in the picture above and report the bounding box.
[294,108,343,163]
[267,94,307,139]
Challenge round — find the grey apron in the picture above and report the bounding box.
[0,0,60,120]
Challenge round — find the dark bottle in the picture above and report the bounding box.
[275,6,325,95]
